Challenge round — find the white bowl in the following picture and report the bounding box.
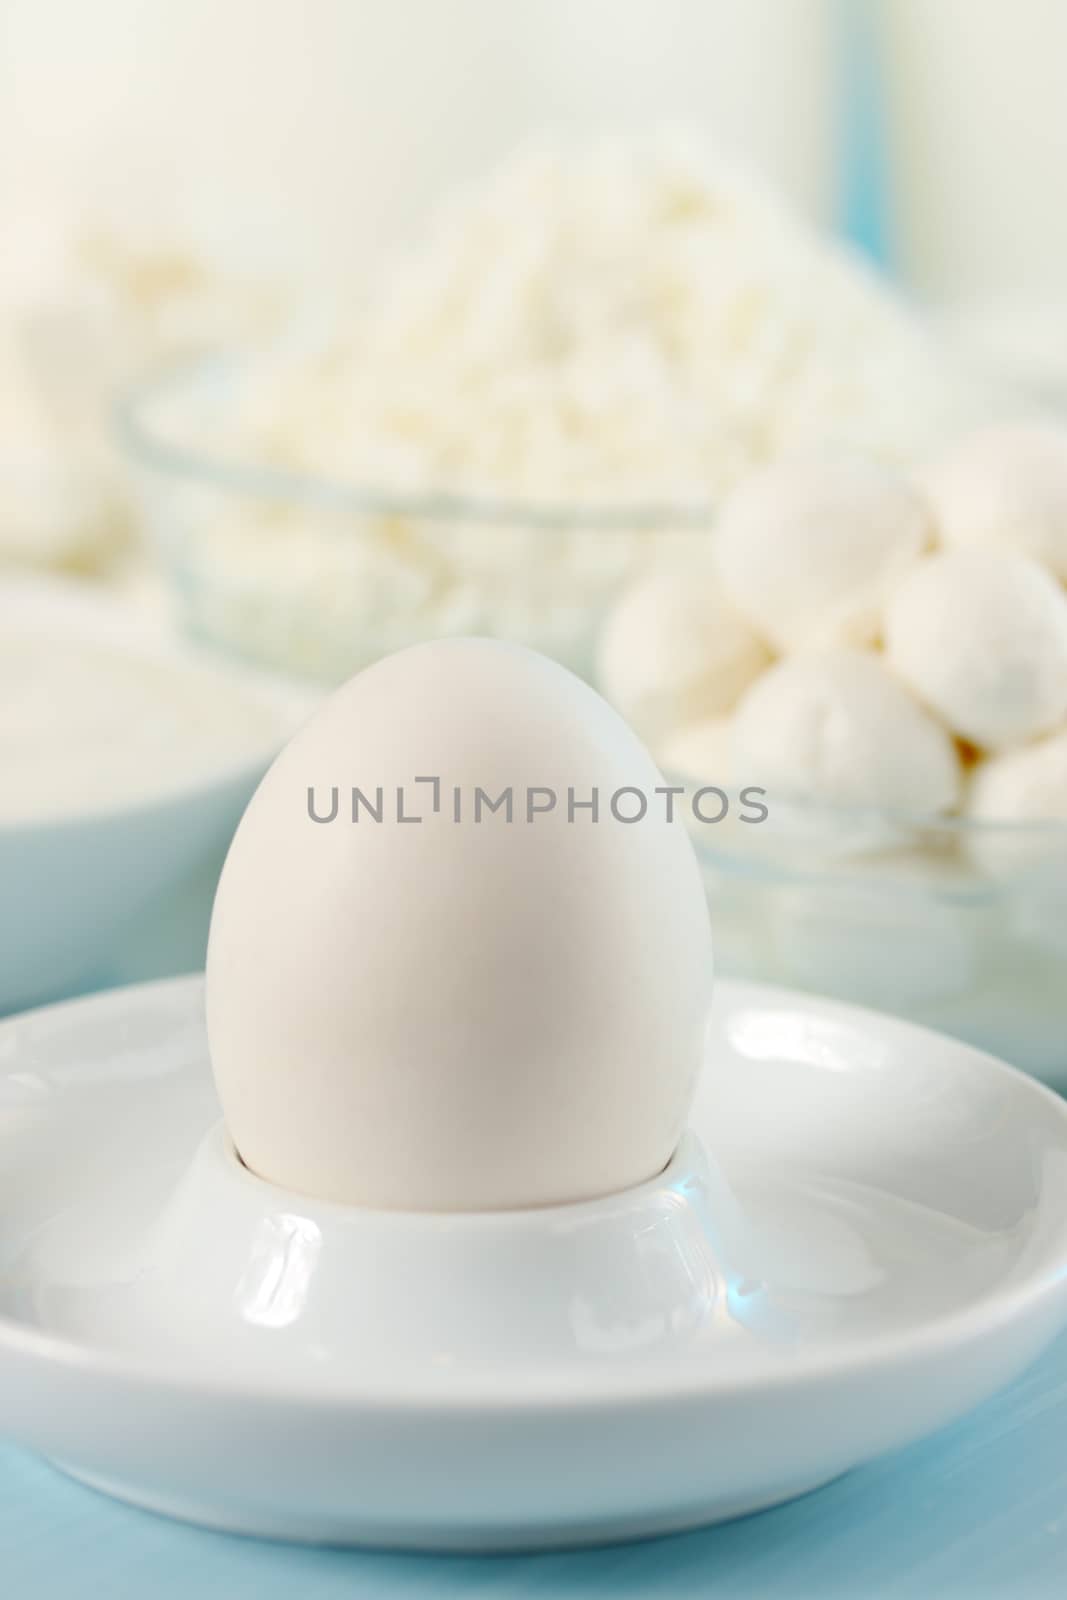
[0,578,312,1012]
[1,975,1065,1549]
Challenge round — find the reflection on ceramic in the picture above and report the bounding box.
[0,578,314,1013]
[1,976,1067,1549]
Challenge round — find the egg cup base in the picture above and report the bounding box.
[3,975,1067,1548]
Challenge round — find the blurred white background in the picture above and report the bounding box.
[2,0,836,282]
[8,0,1067,375]
[884,0,1067,303]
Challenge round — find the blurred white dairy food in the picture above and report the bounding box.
[885,548,1067,751]
[655,716,765,855]
[0,451,120,572]
[0,226,288,574]
[967,728,1067,825]
[659,717,736,787]
[714,457,931,651]
[964,726,1067,878]
[224,139,971,503]
[923,420,1067,580]
[731,649,961,813]
[187,141,971,610]
[0,575,310,1012]
[156,135,977,679]
[192,498,447,670]
[964,732,1067,957]
[0,625,289,823]
[2,226,287,407]
[595,568,769,742]
[0,322,126,570]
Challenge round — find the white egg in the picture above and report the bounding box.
[206,638,713,1211]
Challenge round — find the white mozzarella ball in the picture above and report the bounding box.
[731,649,961,813]
[964,732,1067,948]
[967,728,1067,824]
[964,728,1067,879]
[658,717,736,788]
[656,717,759,853]
[596,568,770,742]
[885,548,1067,750]
[714,457,931,651]
[924,419,1067,579]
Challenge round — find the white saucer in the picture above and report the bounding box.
[1,975,1066,1550]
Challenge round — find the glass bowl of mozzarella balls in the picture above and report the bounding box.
[596,420,1067,1090]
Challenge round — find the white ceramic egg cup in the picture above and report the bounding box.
[2,974,1067,1550]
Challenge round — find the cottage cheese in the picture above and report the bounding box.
[186,136,977,676]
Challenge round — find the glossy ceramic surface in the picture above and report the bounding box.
[1,976,1066,1549]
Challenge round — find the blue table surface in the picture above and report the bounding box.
[4,1325,1067,1600]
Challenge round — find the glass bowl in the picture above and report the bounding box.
[116,351,713,684]
[679,785,1067,1090]
[118,353,1067,1091]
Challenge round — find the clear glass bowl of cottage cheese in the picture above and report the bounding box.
[117,348,714,684]
[115,137,975,683]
